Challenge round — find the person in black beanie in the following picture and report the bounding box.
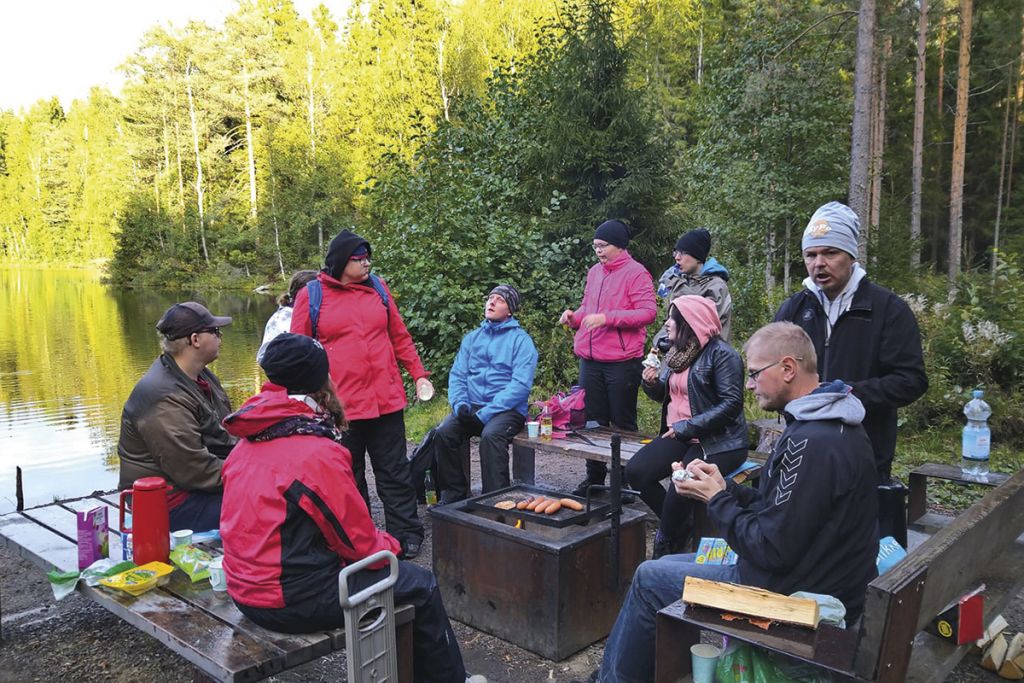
[559,219,657,496]
[290,228,432,560]
[655,227,734,343]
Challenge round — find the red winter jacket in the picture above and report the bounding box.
[568,250,657,362]
[290,272,428,420]
[219,384,401,609]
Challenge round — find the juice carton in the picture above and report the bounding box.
[77,506,109,570]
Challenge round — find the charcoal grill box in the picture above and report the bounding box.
[430,487,646,660]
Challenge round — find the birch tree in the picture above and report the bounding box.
[948,0,972,280]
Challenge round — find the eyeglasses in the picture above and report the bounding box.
[747,357,803,381]
[195,328,223,338]
[592,241,611,251]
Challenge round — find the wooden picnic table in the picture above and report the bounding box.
[0,492,414,682]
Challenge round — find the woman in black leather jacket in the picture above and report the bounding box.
[625,295,748,557]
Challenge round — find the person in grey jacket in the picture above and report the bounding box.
[625,295,748,557]
[655,228,734,343]
[596,322,878,683]
[118,302,237,532]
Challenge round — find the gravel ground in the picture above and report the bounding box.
[0,443,1019,682]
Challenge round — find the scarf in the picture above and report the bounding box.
[249,413,345,444]
[666,338,701,373]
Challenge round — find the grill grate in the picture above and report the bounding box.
[461,484,610,528]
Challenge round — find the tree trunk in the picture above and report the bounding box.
[185,61,209,264]
[868,35,891,263]
[307,50,323,254]
[1004,15,1023,215]
[932,9,948,265]
[783,217,792,295]
[910,0,927,269]
[947,0,972,280]
[697,24,704,85]
[992,66,1013,282]
[244,63,258,221]
[437,33,450,122]
[765,226,776,292]
[848,0,877,238]
[175,120,185,230]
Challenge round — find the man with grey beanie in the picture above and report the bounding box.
[433,285,538,502]
[774,201,927,488]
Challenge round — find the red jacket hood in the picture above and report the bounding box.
[222,383,318,439]
[671,294,721,348]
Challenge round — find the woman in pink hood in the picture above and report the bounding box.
[625,295,748,558]
[558,219,657,495]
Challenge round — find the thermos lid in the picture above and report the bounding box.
[134,476,167,491]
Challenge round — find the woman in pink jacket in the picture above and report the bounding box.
[559,220,657,495]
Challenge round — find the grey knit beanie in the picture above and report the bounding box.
[801,202,860,258]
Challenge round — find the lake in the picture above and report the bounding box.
[0,267,279,514]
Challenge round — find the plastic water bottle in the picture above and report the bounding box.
[424,469,438,505]
[961,390,992,477]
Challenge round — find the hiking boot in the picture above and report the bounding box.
[402,541,422,560]
[572,477,604,497]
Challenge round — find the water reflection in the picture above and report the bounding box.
[0,267,277,513]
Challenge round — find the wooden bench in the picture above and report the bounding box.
[0,493,415,682]
[907,462,1010,525]
[654,466,1024,683]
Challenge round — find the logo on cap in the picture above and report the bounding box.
[808,219,831,238]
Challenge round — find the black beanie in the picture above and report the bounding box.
[324,229,372,279]
[488,284,522,314]
[260,333,330,394]
[594,220,630,249]
[674,228,711,263]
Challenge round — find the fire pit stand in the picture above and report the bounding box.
[430,484,646,661]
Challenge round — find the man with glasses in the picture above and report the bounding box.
[118,301,237,532]
[593,322,878,683]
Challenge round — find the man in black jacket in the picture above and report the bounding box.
[774,201,927,481]
[595,322,878,683]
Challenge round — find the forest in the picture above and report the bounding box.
[1,0,1023,454]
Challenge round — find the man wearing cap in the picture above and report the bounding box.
[774,201,927,483]
[117,302,237,532]
[559,219,657,496]
[433,285,538,503]
[655,227,734,343]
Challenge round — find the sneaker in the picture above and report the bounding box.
[402,541,422,560]
[466,675,488,683]
[620,491,637,505]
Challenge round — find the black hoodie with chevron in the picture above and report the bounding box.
[708,381,879,621]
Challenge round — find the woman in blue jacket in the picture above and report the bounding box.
[433,285,538,503]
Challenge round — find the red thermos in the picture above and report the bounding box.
[119,477,170,565]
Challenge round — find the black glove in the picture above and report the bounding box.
[456,404,473,418]
[457,404,484,430]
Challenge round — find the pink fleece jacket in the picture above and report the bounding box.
[569,250,657,362]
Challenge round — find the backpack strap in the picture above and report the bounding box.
[306,279,323,341]
[368,274,391,323]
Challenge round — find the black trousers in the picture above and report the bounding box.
[579,357,642,482]
[236,561,466,683]
[434,409,526,499]
[626,440,747,527]
[342,410,424,545]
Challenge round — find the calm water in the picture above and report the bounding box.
[0,267,279,514]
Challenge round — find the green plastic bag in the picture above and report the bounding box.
[716,640,836,683]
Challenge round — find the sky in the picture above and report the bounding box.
[0,0,351,113]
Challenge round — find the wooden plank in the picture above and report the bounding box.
[663,601,859,676]
[0,512,79,571]
[682,577,819,628]
[655,601,699,682]
[873,567,927,683]
[874,468,1024,635]
[907,463,1008,524]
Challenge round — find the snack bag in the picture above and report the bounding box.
[170,544,213,583]
[99,561,174,596]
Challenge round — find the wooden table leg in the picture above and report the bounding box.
[656,609,700,683]
[512,443,536,486]
[907,470,927,524]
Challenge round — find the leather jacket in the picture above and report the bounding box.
[642,336,749,456]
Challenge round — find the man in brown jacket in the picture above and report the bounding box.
[118,302,236,532]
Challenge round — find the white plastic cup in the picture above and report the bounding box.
[208,557,227,592]
[526,421,540,438]
[171,529,193,547]
[690,643,721,683]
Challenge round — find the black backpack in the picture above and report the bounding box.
[408,427,446,504]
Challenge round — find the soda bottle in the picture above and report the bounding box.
[424,469,438,505]
[540,407,553,440]
[961,390,992,478]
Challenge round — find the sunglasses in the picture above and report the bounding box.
[194,328,223,338]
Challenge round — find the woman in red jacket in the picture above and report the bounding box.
[559,219,657,495]
[291,229,432,559]
[221,334,466,683]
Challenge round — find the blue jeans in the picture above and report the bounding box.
[599,553,741,683]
